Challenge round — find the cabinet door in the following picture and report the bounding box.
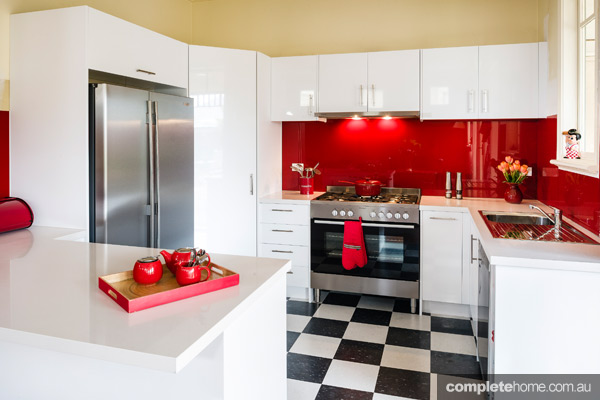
[479,43,539,119]
[421,211,463,303]
[468,216,480,339]
[421,46,479,120]
[367,50,420,112]
[88,8,188,89]
[318,53,368,113]
[189,46,257,257]
[271,56,318,121]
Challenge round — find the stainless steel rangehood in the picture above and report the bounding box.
[313,110,420,119]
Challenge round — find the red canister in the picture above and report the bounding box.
[0,197,34,234]
[299,177,314,195]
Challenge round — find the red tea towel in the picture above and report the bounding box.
[342,217,368,270]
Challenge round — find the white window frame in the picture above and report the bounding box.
[551,0,600,178]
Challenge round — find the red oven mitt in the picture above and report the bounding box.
[342,217,368,270]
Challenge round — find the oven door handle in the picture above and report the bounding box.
[313,220,415,229]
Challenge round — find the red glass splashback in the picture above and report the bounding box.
[0,111,8,198]
[283,118,539,199]
[537,116,600,235]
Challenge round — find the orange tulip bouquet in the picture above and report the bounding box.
[497,156,528,204]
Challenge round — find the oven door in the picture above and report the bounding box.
[311,219,420,296]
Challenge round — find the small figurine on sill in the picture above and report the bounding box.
[563,129,581,159]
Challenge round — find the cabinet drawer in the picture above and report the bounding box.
[259,244,309,268]
[287,265,309,288]
[260,223,309,246]
[259,203,310,226]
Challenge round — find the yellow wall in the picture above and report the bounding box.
[0,0,193,110]
[190,0,540,56]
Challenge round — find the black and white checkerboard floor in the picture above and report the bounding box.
[286,292,483,400]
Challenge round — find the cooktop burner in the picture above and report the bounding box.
[315,186,420,205]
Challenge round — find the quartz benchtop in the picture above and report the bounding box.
[0,227,290,373]
[420,196,600,272]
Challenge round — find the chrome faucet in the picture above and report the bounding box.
[529,204,562,240]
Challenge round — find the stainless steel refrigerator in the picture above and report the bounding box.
[89,83,194,249]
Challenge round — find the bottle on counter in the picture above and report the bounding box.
[456,172,463,200]
[445,172,452,199]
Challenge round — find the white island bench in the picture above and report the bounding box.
[0,227,290,399]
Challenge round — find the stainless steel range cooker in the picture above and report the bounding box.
[310,186,421,312]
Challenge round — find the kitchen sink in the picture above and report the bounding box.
[481,211,554,226]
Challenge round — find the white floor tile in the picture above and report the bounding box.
[431,331,477,356]
[381,345,431,373]
[430,373,438,400]
[287,314,312,333]
[357,295,395,312]
[289,333,342,359]
[390,312,431,331]
[373,393,414,400]
[343,321,389,344]
[287,378,320,400]
[312,303,355,321]
[322,359,380,392]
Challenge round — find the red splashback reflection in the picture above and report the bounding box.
[283,118,539,199]
[0,111,8,198]
[537,116,600,235]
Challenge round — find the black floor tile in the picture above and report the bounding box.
[351,308,392,326]
[323,292,362,307]
[431,316,473,336]
[375,366,430,399]
[303,317,349,338]
[287,353,332,384]
[287,331,300,351]
[393,297,419,314]
[287,300,320,316]
[334,339,384,365]
[431,351,482,380]
[386,327,431,350]
[316,385,374,400]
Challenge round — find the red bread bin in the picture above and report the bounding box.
[0,197,34,233]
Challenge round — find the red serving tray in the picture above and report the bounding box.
[98,263,239,313]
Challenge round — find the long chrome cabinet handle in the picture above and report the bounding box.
[147,100,156,248]
[250,174,254,195]
[429,217,457,221]
[153,101,161,248]
[272,209,293,212]
[272,229,294,233]
[308,94,313,116]
[467,90,475,113]
[137,69,156,76]
[359,85,364,107]
[470,235,479,262]
[313,220,415,229]
[371,84,376,107]
[481,89,489,113]
[272,250,293,254]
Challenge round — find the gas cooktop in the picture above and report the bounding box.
[311,186,421,224]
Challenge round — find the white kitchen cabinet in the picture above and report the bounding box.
[421,46,479,120]
[478,43,539,119]
[88,8,188,89]
[258,201,311,300]
[367,50,420,112]
[318,53,368,113]
[271,56,318,121]
[421,210,464,304]
[422,43,539,120]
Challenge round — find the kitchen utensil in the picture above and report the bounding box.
[291,163,305,177]
[340,179,384,197]
[305,168,314,178]
[160,247,197,274]
[133,256,163,284]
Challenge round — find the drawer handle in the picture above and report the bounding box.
[287,271,294,274]
[272,229,293,233]
[429,217,457,221]
[272,250,293,254]
[136,69,156,76]
[271,209,293,212]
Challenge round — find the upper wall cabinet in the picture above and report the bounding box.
[422,43,539,120]
[318,50,420,114]
[271,56,318,121]
[88,8,188,89]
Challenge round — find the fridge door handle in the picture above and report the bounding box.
[147,100,156,248]
[250,173,254,196]
[153,101,161,248]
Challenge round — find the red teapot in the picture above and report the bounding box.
[175,250,211,286]
[133,256,163,285]
[160,247,197,274]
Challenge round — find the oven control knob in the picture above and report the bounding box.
[394,213,401,219]
[347,210,354,217]
[378,212,385,218]
[402,212,410,220]
[386,212,393,219]
[369,211,376,218]
[340,210,346,217]
[332,210,338,217]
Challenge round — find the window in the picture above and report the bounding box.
[578,0,596,155]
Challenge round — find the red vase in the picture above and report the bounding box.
[504,184,523,204]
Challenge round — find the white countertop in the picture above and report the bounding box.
[0,227,290,373]
[260,190,324,204]
[421,196,600,271]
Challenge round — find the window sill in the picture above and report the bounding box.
[549,158,599,178]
